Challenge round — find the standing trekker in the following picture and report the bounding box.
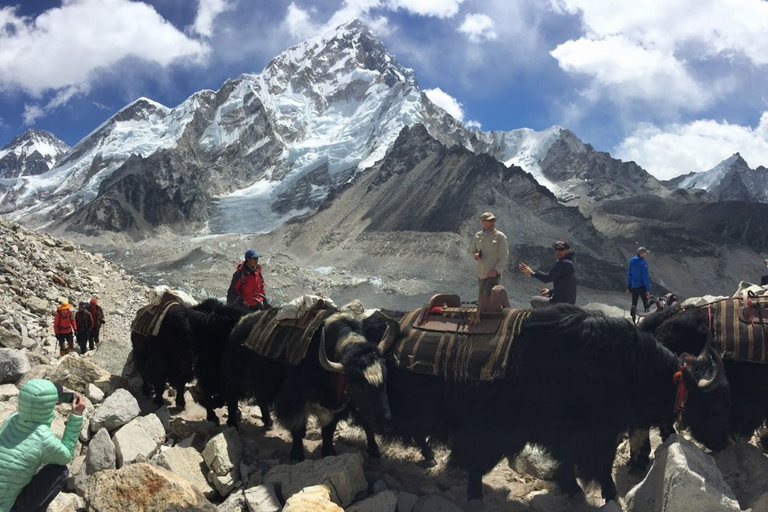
[227,249,267,311]
[87,298,105,349]
[53,301,76,357]
[627,247,652,323]
[518,240,577,308]
[0,379,85,512]
[761,258,768,286]
[74,302,93,354]
[470,212,509,310]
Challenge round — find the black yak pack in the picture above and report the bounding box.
[127,288,749,507]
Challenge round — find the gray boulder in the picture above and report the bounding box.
[0,348,30,383]
[625,434,740,512]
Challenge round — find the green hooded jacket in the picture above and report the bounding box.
[0,379,83,512]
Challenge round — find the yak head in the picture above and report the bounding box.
[676,341,730,452]
[641,307,731,451]
[319,312,393,429]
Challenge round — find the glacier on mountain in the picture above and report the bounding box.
[0,19,592,233]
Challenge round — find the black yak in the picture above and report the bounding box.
[131,297,246,421]
[366,304,729,505]
[639,300,768,451]
[221,310,398,461]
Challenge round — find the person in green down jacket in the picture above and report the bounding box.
[0,379,85,512]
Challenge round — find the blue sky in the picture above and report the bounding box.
[2,0,768,179]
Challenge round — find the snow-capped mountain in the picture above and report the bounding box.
[0,129,69,179]
[668,153,768,203]
[0,20,687,237]
[0,20,472,233]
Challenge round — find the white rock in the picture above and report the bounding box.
[203,427,243,476]
[153,445,216,499]
[86,383,104,403]
[625,434,740,512]
[244,484,281,512]
[112,420,162,466]
[346,490,397,512]
[90,388,140,431]
[263,453,367,508]
[0,383,19,400]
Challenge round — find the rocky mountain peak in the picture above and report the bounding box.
[0,128,69,179]
[113,97,171,123]
[257,18,416,99]
[671,152,768,203]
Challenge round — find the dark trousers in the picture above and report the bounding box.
[55,333,73,352]
[75,330,90,353]
[89,327,101,347]
[530,295,552,309]
[630,287,650,320]
[11,464,68,512]
[477,276,500,310]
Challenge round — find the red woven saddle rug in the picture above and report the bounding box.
[130,294,183,337]
[242,307,335,366]
[707,296,768,363]
[391,306,531,381]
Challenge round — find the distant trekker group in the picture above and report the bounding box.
[53,298,105,356]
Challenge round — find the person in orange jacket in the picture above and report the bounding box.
[53,301,76,357]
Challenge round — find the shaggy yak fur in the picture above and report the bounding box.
[366,304,730,505]
[639,305,766,449]
[131,298,247,421]
[221,311,391,461]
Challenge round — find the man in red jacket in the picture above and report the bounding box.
[53,301,76,357]
[226,249,267,310]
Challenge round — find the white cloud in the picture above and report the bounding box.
[459,13,497,43]
[551,36,719,111]
[284,1,386,41]
[0,0,209,97]
[548,0,768,111]
[385,0,466,18]
[282,0,467,42]
[22,86,82,125]
[466,119,482,129]
[191,0,233,38]
[283,3,321,40]
[424,88,464,121]
[614,112,768,179]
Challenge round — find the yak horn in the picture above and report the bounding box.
[697,345,725,392]
[318,327,344,373]
[377,315,401,354]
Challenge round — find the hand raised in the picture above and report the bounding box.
[72,394,86,415]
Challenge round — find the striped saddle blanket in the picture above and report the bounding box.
[130,298,182,337]
[390,307,531,381]
[243,307,335,366]
[709,296,768,363]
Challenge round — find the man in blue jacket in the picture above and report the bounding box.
[0,380,85,512]
[627,247,652,323]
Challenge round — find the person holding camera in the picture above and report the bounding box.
[0,379,85,512]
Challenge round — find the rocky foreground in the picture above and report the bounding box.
[2,217,768,512]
